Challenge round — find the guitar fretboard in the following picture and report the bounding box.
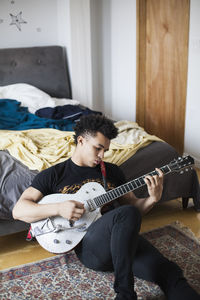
[93,165,171,208]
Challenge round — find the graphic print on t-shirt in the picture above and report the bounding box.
[59,178,116,195]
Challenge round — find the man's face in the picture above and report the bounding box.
[77,132,110,167]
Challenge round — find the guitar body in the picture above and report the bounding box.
[31,182,106,254]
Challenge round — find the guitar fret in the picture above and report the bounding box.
[161,166,171,174]
[112,189,119,198]
[99,195,105,205]
[95,196,102,206]
[120,186,124,194]
[116,188,121,197]
[132,181,137,189]
[98,196,104,205]
[151,171,156,176]
[135,179,141,187]
[134,180,139,188]
[127,183,132,192]
[125,183,131,192]
[139,177,145,185]
[125,185,130,192]
[106,192,112,201]
[119,187,124,195]
[122,185,126,194]
[102,194,108,203]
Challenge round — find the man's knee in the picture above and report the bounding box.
[114,205,142,227]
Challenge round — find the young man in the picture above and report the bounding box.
[13,115,199,300]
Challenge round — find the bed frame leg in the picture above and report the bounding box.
[182,197,189,209]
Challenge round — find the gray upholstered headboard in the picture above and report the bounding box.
[0,45,72,99]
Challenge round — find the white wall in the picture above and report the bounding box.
[61,0,136,120]
[0,0,60,48]
[90,0,136,121]
[184,0,200,167]
[69,0,93,108]
[0,0,72,91]
[109,0,136,121]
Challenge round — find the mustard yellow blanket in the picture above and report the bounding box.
[0,121,162,171]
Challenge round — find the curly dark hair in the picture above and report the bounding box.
[73,114,118,144]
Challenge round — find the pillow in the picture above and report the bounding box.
[0,83,79,114]
[0,150,38,220]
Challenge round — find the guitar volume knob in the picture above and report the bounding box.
[54,239,60,244]
[66,240,72,244]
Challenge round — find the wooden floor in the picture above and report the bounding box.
[1,169,200,271]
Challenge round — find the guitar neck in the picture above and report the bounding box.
[93,164,171,208]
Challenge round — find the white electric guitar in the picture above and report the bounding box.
[31,156,194,254]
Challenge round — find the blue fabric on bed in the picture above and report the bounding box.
[0,99,75,131]
[35,105,102,120]
[35,105,83,120]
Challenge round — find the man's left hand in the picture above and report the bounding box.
[144,168,164,203]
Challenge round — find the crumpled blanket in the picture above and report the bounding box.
[0,129,75,171]
[0,122,163,171]
[104,121,163,165]
[113,120,156,144]
[0,99,75,131]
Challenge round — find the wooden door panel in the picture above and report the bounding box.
[137,0,190,154]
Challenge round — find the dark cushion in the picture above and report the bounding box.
[0,150,38,219]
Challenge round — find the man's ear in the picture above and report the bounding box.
[77,135,84,145]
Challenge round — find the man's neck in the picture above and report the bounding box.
[71,150,84,167]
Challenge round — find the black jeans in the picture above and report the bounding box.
[75,205,199,299]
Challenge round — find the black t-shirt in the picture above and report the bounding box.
[31,159,126,211]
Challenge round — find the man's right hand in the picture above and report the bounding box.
[58,200,85,222]
[13,187,85,224]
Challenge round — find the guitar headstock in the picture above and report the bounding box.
[169,155,194,173]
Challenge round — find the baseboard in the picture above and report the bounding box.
[183,152,200,169]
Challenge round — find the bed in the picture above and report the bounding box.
[0,45,199,237]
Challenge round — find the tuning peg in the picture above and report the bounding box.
[180,170,184,174]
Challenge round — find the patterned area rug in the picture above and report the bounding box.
[0,222,200,300]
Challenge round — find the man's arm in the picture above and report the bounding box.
[118,168,164,215]
[12,187,85,223]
